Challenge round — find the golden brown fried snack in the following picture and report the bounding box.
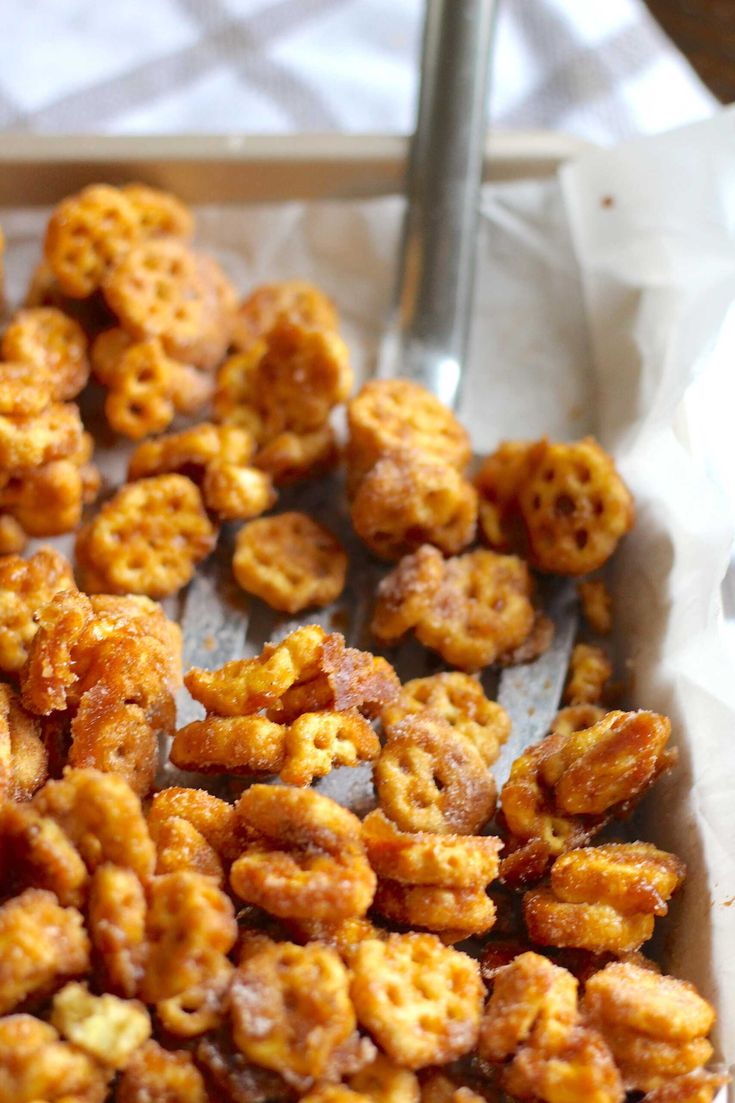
[103,239,234,370]
[0,684,48,800]
[50,982,151,1069]
[76,474,216,597]
[381,673,510,768]
[0,447,99,539]
[582,963,716,1093]
[230,784,376,921]
[231,938,356,1089]
[347,380,471,479]
[551,704,606,738]
[194,1030,294,1103]
[69,681,160,797]
[499,710,676,886]
[475,440,534,551]
[518,438,634,575]
[0,1013,109,1103]
[372,545,538,671]
[88,863,147,999]
[122,183,194,240]
[0,396,83,473]
[362,809,502,887]
[44,184,141,298]
[117,1039,208,1103]
[2,307,90,400]
[351,933,484,1069]
[281,709,380,786]
[351,451,478,559]
[255,423,338,485]
[0,801,87,907]
[524,887,656,955]
[146,786,238,862]
[418,1070,488,1103]
[231,280,338,352]
[0,888,90,1013]
[351,1054,420,1103]
[151,815,224,883]
[215,317,352,443]
[641,1072,731,1103]
[502,1025,625,1103]
[374,715,497,835]
[564,644,612,705]
[233,512,347,613]
[140,870,237,1003]
[373,881,496,937]
[170,714,286,775]
[578,579,613,634]
[282,915,384,958]
[155,958,234,1038]
[33,767,156,880]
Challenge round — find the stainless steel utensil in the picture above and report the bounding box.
[178,0,577,786]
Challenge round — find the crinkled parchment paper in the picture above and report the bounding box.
[1,111,733,1077]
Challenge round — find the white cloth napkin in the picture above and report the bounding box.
[0,0,716,142]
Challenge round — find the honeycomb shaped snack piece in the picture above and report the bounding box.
[0,547,75,675]
[2,307,90,400]
[103,238,235,370]
[564,644,613,706]
[0,684,48,801]
[641,1071,731,1103]
[0,888,90,1014]
[374,714,497,835]
[233,512,347,614]
[75,474,216,598]
[524,888,656,955]
[33,767,156,881]
[151,815,224,882]
[231,279,338,352]
[281,708,381,786]
[44,183,141,298]
[371,544,445,644]
[475,440,534,552]
[499,710,676,885]
[87,864,147,999]
[50,981,151,1069]
[255,423,338,485]
[122,182,195,240]
[381,672,510,768]
[518,437,634,575]
[501,1024,625,1103]
[350,1054,420,1103]
[350,933,484,1069]
[361,809,502,888]
[155,958,234,1038]
[185,623,329,716]
[170,714,287,776]
[230,784,376,921]
[582,962,716,1093]
[216,317,352,444]
[68,681,160,797]
[0,1013,110,1103]
[117,1039,208,1103]
[577,579,613,635]
[351,451,478,559]
[283,914,384,958]
[550,842,685,915]
[230,938,356,1089]
[0,395,83,473]
[373,880,496,936]
[146,786,238,862]
[0,801,88,907]
[347,379,472,479]
[202,459,276,522]
[0,443,99,539]
[139,870,237,1003]
[0,360,55,417]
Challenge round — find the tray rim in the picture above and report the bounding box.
[0,130,592,205]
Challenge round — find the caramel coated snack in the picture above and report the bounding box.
[0,546,76,673]
[524,842,686,954]
[564,643,612,705]
[230,784,376,921]
[374,715,497,835]
[2,307,90,400]
[233,512,347,613]
[117,1039,208,1103]
[231,279,338,352]
[230,938,357,1089]
[255,423,338,485]
[351,451,478,559]
[347,379,471,480]
[0,384,83,473]
[128,420,275,522]
[0,433,100,539]
[75,474,216,597]
[583,963,717,1092]
[381,672,510,767]
[350,933,484,1069]
[0,1013,110,1103]
[0,686,48,801]
[499,709,676,885]
[372,544,539,671]
[215,315,352,444]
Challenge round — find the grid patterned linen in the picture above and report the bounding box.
[0,0,716,142]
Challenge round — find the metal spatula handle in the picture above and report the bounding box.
[378,0,497,409]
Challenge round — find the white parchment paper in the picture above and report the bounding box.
[1,111,733,1074]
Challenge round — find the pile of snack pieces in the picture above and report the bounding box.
[0,185,726,1103]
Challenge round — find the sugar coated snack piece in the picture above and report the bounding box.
[231,279,338,352]
[2,307,90,401]
[0,546,76,673]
